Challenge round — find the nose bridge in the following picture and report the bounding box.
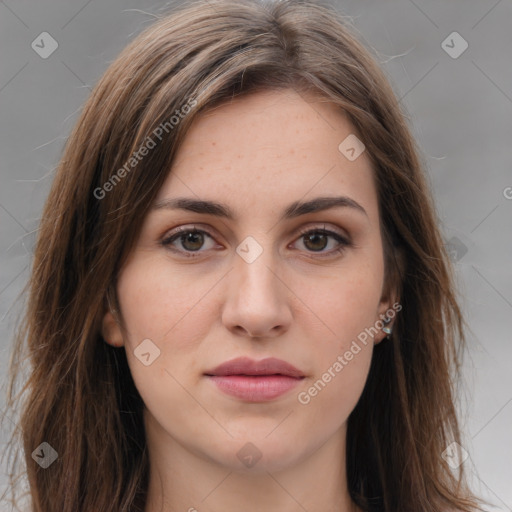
[222,234,291,338]
[234,234,281,303]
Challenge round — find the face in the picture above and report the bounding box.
[102,88,396,474]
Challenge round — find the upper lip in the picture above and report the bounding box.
[205,357,305,378]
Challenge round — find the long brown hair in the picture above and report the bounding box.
[3,0,487,510]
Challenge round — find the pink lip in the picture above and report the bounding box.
[205,357,305,402]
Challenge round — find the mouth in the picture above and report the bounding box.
[204,357,305,402]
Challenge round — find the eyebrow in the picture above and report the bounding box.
[152,195,368,221]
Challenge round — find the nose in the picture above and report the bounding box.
[221,246,293,339]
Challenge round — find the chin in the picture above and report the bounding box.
[206,433,309,475]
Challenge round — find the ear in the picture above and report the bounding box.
[101,308,125,348]
[374,246,405,345]
[374,294,399,345]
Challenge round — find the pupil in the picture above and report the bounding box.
[305,233,327,251]
[179,232,328,252]
[183,232,203,251]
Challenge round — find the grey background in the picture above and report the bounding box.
[1,0,511,510]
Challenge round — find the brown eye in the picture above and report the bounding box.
[162,227,217,256]
[294,228,351,257]
[179,231,205,251]
[302,232,329,252]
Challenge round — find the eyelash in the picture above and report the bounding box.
[160,224,352,259]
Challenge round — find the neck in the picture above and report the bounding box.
[143,410,361,512]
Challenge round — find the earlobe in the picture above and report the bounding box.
[101,309,125,348]
[374,315,393,345]
[375,295,399,345]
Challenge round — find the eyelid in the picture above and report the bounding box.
[161,224,220,247]
[295,223,351,243]
[161,222,352,257]
[162,222,349,241]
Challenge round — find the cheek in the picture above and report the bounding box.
[293,332,373,461]
[297,258,384,348]
[291,254,382,410]
[307,347,372,402]
[116,257,219,418]
[116,255,219,350]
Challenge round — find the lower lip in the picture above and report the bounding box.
[206,375,303,401]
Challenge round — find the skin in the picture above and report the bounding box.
[102,88,397,512]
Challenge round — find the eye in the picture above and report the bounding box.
[161,226,217,257]
[292,226,351,257]
[161,224,351,258]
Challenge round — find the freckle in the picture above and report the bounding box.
[212,141,216,146]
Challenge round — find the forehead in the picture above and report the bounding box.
[155,89,379,226]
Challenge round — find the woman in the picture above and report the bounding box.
[4,0,487,510]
